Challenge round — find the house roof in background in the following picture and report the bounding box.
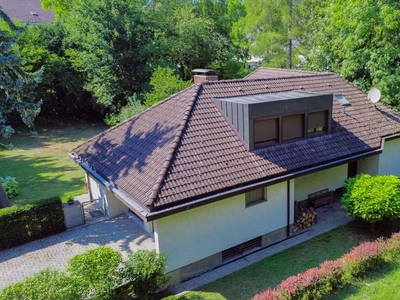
[0,0,54,24]
[72,68,400,214]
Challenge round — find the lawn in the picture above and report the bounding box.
[166,220,400,300]
[327,259,400,299]
[0,122,107,205]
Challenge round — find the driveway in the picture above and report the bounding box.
[0,213,155,290]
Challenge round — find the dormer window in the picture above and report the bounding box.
[307,110,328,135]
[254,118,278,147]
[283,114,304,141]
[214,91,333,150]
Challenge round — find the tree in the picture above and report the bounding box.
[63,0,154,113]
[0,12,43,138]
[342,174,400,231]
[305,0,400,108]
[16,23,94,120]
[237,0,303,68]
[144,67,191,107]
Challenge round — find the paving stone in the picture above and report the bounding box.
[0,214,155,290]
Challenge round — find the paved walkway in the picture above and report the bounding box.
[0,213,155,290]
[169,200,353,295]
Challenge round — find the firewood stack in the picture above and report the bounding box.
[293,202,318,233]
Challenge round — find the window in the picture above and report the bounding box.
[307,110,328,135]
[245,188,266,207]
[283,114,304,141]
[254,118,278,148]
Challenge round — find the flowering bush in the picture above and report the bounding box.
[0,176,20,198]
[253,233,399,300]
[341,240,387,280]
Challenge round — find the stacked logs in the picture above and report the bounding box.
[293,202,318,233]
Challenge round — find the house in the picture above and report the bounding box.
[0,0,54,24]
[70,68,400,284]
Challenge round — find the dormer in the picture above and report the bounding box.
[214,91,333,150]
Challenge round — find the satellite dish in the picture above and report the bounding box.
[368,88,381,104]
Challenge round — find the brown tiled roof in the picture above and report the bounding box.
[0,0,55,23]
[73,68,400,213]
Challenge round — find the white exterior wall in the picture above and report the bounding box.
[88,175,127,218]
[294,165,347,201]
[378,138,400,177]
[154,181,291,272]
[358,155,379,175]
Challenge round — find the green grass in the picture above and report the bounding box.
[327,260,400,300]
[165,220,400,300]
[0,122,107,204]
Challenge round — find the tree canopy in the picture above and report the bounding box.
[0,14,43,138]
[305,0,400,108]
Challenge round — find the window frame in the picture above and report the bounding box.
[245,188,267,207]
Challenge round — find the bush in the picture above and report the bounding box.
[0,268,85,300]
[67,246,123,299]
[0,176,20,198]
[342,174,400,231]
[123,250,167,300]
[0,196,66,249]
[253,233,400,300]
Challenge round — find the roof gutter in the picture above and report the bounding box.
[68,153,151,221]
[145,133,400,221]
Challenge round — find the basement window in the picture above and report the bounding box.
[307,110,328,135]
[245,188,266,207]
[254,118,278,148]
[283,114,304,141]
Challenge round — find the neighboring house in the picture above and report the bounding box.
[70,68,400,284]
[0,0,54,24]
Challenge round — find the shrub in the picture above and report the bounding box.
[0,268,85,300]
[341,240,387,281]
[0,196,66,249]
[253,234,400,300]
[341,174,400,231]
[0,176,20,198]
[67,246,123,299]
[123,250,167,300]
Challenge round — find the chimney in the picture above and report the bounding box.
[192,68,218,84]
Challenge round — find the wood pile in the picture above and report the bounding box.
[293,202,317,233]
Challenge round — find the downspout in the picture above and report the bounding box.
[286,180,291,237]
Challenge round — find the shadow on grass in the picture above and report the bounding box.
[0,122,107,150]
[0,155,83,204]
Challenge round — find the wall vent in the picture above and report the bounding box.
[222,236,262,262]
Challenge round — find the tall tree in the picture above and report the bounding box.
[305,0,400,108]
[237,0,302,68]
[63,0,154,112]
[0,10,43,138]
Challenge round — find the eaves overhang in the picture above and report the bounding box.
[68,153,151,221]
[70,133,400,222]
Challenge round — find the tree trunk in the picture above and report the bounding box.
[286,0,293,69]
[0,184,12,208]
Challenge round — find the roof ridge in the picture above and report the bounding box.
[199,72,335,87]
[148,84,202,206]
[244,67,334,79]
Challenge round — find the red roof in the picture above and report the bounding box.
[73,68,400,214]
[0,0,55,23]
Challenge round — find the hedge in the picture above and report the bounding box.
[253,232,400,300]
[0,197,66,249]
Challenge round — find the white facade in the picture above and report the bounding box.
[154,181,294,272]
[87,175,128,218]
[378,138,400,177]
[357,138,400,177]
[294,165,348,201]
